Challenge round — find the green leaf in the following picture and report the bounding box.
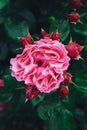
[57,109,76,130]
[72,22,87,36]
[73,69,87,93]
[84,44,87,51]
[0,0,9,10]
[37,97,60,120]
[4,18,28,42]
[44,116,60,130]
[19,10,36,31]
[3,74,24,90]
[0,89,13,104]
[72,13,87,36]
[0,74,24,104]
[81,13,87,22]
[4,18,28,53]
[6,91,25,113]
[31,94,45,106]
[49,19,70,42]
[44,101,76,130]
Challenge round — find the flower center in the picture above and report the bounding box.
[36,60,43,66]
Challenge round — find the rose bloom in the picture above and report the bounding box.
[10,39,70,93]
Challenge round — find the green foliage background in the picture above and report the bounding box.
[0,0,87,130]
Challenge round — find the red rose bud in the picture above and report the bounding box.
[19,36,34,47]
[0,79,4,87]
[50,32,61,41]
[68,12,80,23]
[41,29,50,38]
[62,72,72,85]
[70,0,81,9]
[66,42,83,59]
[58,86,69,97]
[25,85,40,99]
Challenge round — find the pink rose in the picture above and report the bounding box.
[10,39,70,93]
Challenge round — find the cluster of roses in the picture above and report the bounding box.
[10,28,83,100]
[68,0,81,23]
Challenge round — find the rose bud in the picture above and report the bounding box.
[0,79,4,87]
[68,12,80,23]
[70,0,81,9]
[58,86,69,97]
[66,42,83,59]
[62,71,72,85]
[25,85,40,99]
[19,35,34,47]
[50,32,61,41]
[41,29,50,39]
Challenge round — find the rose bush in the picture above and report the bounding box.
[0,0,87,130]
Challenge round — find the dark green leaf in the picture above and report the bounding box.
[0,74,24,104]
[19,10,36,31]
[50,19,70,42]
[44,101,76,130]
[37,97,60,120]
[4,18,28,42]
[73,70,87,93]
[0,89,13,104]
[0,0,9,10]
[44,116,60,130]
[81,13,87,22]
[31,94,45,106]
[57,109,76,130]
[84,44,87,51]
[6,91,25,113]
[73,22,87,36]
[3,74,24,90]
